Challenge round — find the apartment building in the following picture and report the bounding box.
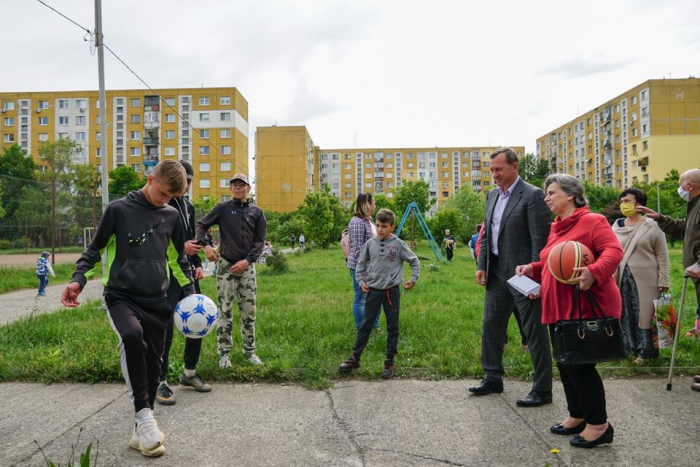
[536,78,700,188]
[0,87,248,201]
[256,126,523,214]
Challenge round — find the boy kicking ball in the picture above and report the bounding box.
[61,160,195,457]
[339,209,420,379]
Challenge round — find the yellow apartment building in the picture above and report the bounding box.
[255,126,524,214]
[255,126,318,212]
[0,87,249,201]
[536,78,700,189]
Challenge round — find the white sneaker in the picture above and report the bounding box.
[129,425,165,457]
[135,408,165,451]
[246,353,264,366]
[219,355,232,369]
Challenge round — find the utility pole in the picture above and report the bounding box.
[95,0,109,273]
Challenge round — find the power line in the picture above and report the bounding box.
[36,0,91,34]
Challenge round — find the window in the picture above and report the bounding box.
[220,129,231,138]
[641,90,648,101]
[130,115,141,124]
[58,132,69,139]
[58,116,69,125]
[631,96,637,105]
[131,164,141,172]
[164,147,175,156]
[199,97,210,106]
[95,148,101,157]
[199,129,210,138]
[38,117,48,125]
[164,130,175,139]
[96,132,101,141]
[76,99,87,109]
[3,117,14,126]
[632,128,637,137]
[221,145,231,155]
[220,112,231,121]
[58,100,69,109]
[38,100,49,109]
[199,162,210,172]
[220,162,231,171]
[130,147,141,156]
[130,98,141,108]
[75,132,86,141]
[199,179,210,189]
[199,113,210,122]
[4,134,14,143]
[130,131,141,140]
[76,116,85,125]
[199,146,210,155]
[165,114,175,123]
[219,179,229,188]
[642,123,648,133]
[164,97,175,107]
[38,133,48,141]
[220,96,231,105]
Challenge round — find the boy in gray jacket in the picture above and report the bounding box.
[339,209,420,379]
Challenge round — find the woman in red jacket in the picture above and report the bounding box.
[516,174,623,449]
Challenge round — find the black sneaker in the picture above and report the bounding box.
[381,360,394,379]
[179,373,212,392]
[155,382,175,405]
[338,356,360,373]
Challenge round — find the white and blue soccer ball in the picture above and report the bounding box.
[174,294,219,339]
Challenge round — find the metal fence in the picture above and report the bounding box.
[0,174,121,251]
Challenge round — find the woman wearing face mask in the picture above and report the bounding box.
[612,187,670,363]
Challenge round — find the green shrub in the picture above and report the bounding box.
[264,248,289,274]
[12,237,33,249]
[0,239,12,250]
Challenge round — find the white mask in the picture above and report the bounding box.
[678,185,691,202]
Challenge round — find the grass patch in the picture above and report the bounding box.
[0,264,95,294]
[0,245,698,388]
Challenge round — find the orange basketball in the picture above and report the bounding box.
[547,241,595,285]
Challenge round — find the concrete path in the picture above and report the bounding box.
[2,378,697,467]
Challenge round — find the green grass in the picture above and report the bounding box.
[0,264,92,294]
[0,244,698,388]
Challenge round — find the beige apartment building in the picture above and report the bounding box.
[256,126,523,214]
[536,78,700,188]
[0,87,249,201]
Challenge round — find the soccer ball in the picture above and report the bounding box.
[174,294,219,339]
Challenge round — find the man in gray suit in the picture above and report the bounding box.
[470,148,553,407]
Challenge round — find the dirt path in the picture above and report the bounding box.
[0,253,82,267]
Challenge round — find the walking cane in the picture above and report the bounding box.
[666,276,689,391]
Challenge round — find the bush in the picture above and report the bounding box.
[12,237,33,249]
[0,239,12,250]
[264,248,289,274]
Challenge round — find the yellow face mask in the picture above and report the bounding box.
[620,202,637,218]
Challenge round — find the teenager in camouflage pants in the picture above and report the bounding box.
[197,173,267,367]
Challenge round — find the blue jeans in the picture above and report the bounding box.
[350,268,380,330]
[37,275,49,295]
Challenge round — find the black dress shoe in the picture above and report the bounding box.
[516,390,553,407]
[468,379,504,395]
[570,423,614,448]
[550,421,586,435]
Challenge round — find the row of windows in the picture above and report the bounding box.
[1,96,233,111]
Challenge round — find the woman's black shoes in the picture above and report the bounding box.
[569,423,614,448]
[549,421,585,435]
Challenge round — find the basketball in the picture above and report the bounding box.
[547,241,595,285]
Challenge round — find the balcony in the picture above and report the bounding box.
[143,137,159,145]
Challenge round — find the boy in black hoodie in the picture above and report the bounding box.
[61,160,194,458]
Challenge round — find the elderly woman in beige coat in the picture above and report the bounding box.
[613,187,670,362]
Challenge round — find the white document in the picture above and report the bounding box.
[507,274,541,296]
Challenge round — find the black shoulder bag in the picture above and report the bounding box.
[552,285,626,365]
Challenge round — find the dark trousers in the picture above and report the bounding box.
[37,275,49,294]
[446,248,454,262]
[105,291,171,413]
[557,361,608,424]
[481,255,552,391]
[352,286,401,360]
[161,277,202,381]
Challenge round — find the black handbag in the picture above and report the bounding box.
[552,286,626,365]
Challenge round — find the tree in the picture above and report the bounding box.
[298,185,337,247]
[70,163,102,234]
[392,179,433,217]
[518,153,549,188]
[192,195,218,223]
[0,144,36,180]
[109,165,145,197]
[583,182,620,214]
[429,208,466,246]
[373,194,395,213]
[444,186,486,243]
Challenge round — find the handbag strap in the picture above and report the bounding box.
[568,286,605,321]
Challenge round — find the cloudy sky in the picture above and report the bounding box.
[3,0,699,163]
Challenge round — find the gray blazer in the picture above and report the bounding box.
[477,178,551,280]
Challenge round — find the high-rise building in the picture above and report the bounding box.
[0,87,248,201]
[536,78,700,188]
[256,126,524,214]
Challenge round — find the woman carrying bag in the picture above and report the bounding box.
[516,174,623,449]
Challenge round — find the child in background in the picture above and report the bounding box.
[338,209,420,379]
[36,251,56,297]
